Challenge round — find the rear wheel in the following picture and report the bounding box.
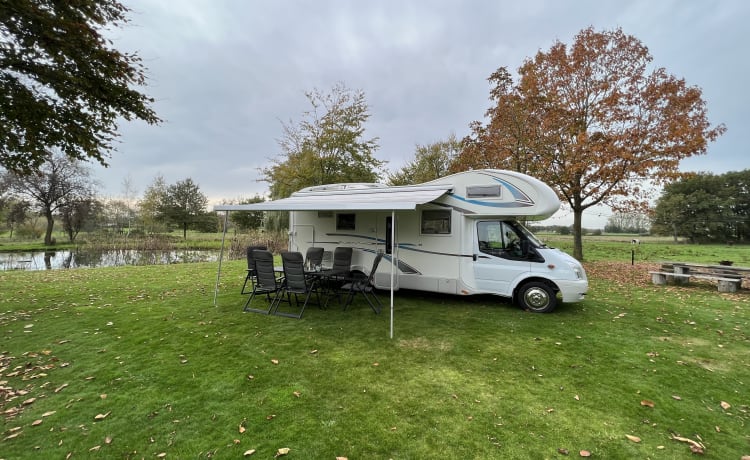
[517,281,557,313]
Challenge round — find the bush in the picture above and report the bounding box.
[15,222,43,239]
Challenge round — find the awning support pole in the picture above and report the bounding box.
[390,210,395,339]
[213,210,229,306]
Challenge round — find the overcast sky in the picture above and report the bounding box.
[98,0,748,227]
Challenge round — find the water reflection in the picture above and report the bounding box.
[0,249,219,271]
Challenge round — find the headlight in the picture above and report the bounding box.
[568,263,583,279]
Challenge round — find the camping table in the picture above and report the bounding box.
[273,266,350,309]
[313,268,351,308]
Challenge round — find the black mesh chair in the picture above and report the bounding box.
[340,252,383,314]
[304,247,324,271]
[331,247,353,275]
[243,250,282,314]
[272,251,320,319]
[241,245,267,294]
[322,247,353,307]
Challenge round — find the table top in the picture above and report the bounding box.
[669,261,750,275]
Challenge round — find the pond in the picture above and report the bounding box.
[0,249,221,271]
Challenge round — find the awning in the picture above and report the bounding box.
[213,184,451,212]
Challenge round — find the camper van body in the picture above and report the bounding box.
[285,169,587,312]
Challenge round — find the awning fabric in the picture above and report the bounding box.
[213,184,451,212]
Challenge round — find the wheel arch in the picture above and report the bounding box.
[512,276,560,307]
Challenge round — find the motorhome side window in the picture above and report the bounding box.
[421,210,451,234]
[477,221,523,258]
[336,213,356,230]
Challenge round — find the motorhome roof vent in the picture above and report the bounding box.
[466,185,502,198]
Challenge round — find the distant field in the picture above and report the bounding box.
[539,234,750,265]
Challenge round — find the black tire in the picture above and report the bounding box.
[517,281,557,313]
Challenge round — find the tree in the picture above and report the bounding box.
[652,170,749,243]
[230,196,265,231]
[139,174,168,233]
[102,198,131,234]
[2,197,31,237]
[120,174,138,235]
[604,211,650,234]
[454,27,726,260]
[263,83,384,199]
[59,197,101,242]
[3,152,96,244]
[161,178,208,239]
[388,134,461,186]
[0,0,161,174]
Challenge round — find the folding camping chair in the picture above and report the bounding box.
[241,245,267,294]
[243,250,282,314]
[322,247,353,307]
[304,247,324,271]
[340,252,383,314]
[272,251,321,319]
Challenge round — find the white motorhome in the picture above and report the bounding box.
[218,170,588,312]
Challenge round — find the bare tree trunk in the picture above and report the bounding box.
[572,208,584,261]
[44,210,55,246]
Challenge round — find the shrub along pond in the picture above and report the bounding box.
[0,249,219,271]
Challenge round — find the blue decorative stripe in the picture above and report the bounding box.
[449,176,534,208]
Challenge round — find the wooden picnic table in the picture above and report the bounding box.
[649,261,748,293]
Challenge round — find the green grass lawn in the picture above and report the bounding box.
[1,256,749,458]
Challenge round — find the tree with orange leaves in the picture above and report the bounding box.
[454,27,725,260]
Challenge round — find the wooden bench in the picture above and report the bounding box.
[649,271,742,293]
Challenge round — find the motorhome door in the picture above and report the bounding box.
[473,220,531,295]
[291,224,314,253]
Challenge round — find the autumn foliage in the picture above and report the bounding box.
[454,27,726,260]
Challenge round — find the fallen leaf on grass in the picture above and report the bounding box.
[31,419,43,426]
[626,434,641,443]
[243,449,256,456]
[271,359,279,365]
[580,450,591,457]
[105,436,113,444]
[309,349,318,354]
[275,447,290,457]
[293,391,301,398]
[55,383,69,393]
[157,453,167,458]
[239,424,246,434]
[89,445,101,452]
[22,397,36,405]
[640,400,655,408]
[672,395,682,400]
[557,448,569,455]
[670,434,705,454]
[94,411,111,421]
[5,431,22,440]
[42,411,56,417]
[336,457,349,460]
[720,401,731,410]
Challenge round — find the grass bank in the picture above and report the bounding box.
[1,256,749,458]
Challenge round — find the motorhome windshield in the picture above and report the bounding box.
[511,221,546,248]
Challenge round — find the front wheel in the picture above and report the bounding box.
[517,281,557,313]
